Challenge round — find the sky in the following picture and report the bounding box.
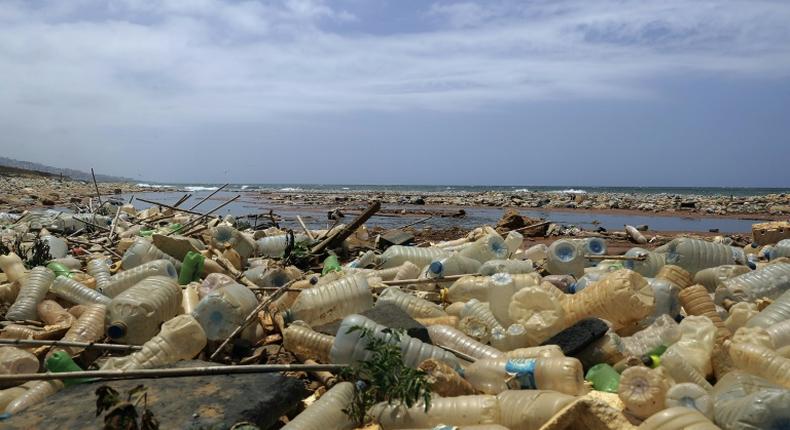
[1,0,790,187]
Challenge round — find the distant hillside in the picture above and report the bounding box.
[0,157,135,183]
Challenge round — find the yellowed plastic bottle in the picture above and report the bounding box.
[496,390,577,430]
[100,259,178,298]
[377,286,447,318]
[0,346,39,375]
[461,357,587,396]
[446,276,490,303]
[0,252,27,283]
[663,315,716,378]
[679,285,730,339]
[50,276,111,306]
[285,274,373,326]
[656,265,693,290]
[283,321,335,363]
[562,269,654,330]
[4,380,64,415]
[487,273,515,327]
[0,382,36,412]
[727,341,790,388]
[281,381,355,430]
[427,325,503,361]
[57,303,106,356]
[724,302,759,332]
[36,299,74,327]
[693,265,750,292]
[6,267,56,321]
[507,284,566,345]
[86,258,112,292]
[639,407,720,430]
[181,283,200,314]
[106,276,182,345]
[618,366,672,419]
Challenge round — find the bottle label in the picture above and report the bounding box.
[505,358,537,389]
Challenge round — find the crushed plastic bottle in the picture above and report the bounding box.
[639,407,720,430]
[56,303,106,356]
[100,259,178,298]
[379,245,448,269]
[507,283,566,345]
[377,286,447,319]
[618,365,672,419]
[665,382,713,419]
[620,314,681,357]
[427,324,503,360]
[665,238,742,275]
[727,341,790,387]
[545,239,585,278]
[0,346,39,375]
[711,371,790,430]
[121,238,181,270]
[562,269,655,330]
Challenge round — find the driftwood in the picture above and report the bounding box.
[310,201,381,254]
[0,338,142,352]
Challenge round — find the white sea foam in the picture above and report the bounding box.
[550,188,587,194]
[514,188,530,192]
[185,186,219,192]
[136,183,173,188]
[240,185,249,190]
[279,187,302,191]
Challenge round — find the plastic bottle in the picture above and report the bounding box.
[330,314,459,369]
[679,285,730,338]
[724,302,758,332]
[377,287,447,319]
[101,314,207,371]
[711,371,790,430]
[727,341,790,387]
[50,276,111,306]
[285,274,373,326]
[660,347,713,391]
[255,233,309,258]
[393,261,421,281]
[4,380,64,415]
[770,243,790,260]
[507,284,566,345]
[656,265,693,290]
[522,244,548,264]
[427,254,482,278]
[585,363,620,393]
[210,225,256,259]
[121,238,181,270]
[569,271,605,294]
[281,381,355,430]
[639,407,720,430]
[504,231,523,255]
[106,276,182,345]
[561,269,654,330]
[745,289,790,328]
[618,366,671,419]
[5,267,56,321]
[46,261,71,278]
[460,299,503,339]
[644,278,681,325]
[0,346,39,375]
[541,274,574,293]
[715,263,790,305]
[100,259,178,298]
[283,321,335,363]
[462,357,587,396]
[45,351,89,386]
[545,239,585,278]
[489,323,531,352]
[0,383,35,412]
[496,390,577,430]
[665,238,741,275]
[178,251,204,285]
[192,282,259,341]
[446,276,490,303]
[478,259,534,276]
[459,234,509,263]
[623,248,665,278]
[36,299,74,326]
[56,303,106,356]
[693,265,751,293]
[0,252,27,283]
[620,314,681,357]
[624,224,647,244]
[86,258,112,291]
[765,319,790,349]
[182,283,200,314]
[486,273,515,327]
[379,245,448,269]
[665,383,713,419]
[427,325,503,361]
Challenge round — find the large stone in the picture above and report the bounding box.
[313,303,431,344]
[3,360,307,430]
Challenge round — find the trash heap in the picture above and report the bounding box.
[0,197,789,430]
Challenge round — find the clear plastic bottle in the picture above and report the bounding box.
[727,341,790,387]
[0,382,35,412]
[478,259,534,276]
[446,276,490,303]
[545,239,585,278]
[656,265,693,290]
[715,263,790,305]
[370,394,501,428]
[679,285,730,338]
[766,319,790,349]
[522,244,548,264]
[56,303,106,356]
[620,314,681,357]
[86,258,113,292]
[487,273,515,327]
[625,225,647,244]
[192,282,259,341]
[660,347,713,391]
[283,321,335,363]
[0,346,39,375]
[660,316,716,383]
[281,381,355,430]
[541,274,575,293]
[209,225,256,259]
[770,243,790,260]
[106,276,182,345]
[462,357,587,396]
[427,254,482,278]
[665,383,714,419]
[6,267,56,321]
[4,380,64,415]
[379,245,448,269]
[507,284,566,345]
[377,286,447,319]
[711,370,790,430]
[644,278,681,324]
[181,283,200,314]
[460,300,503,334]
[255,233,309,258]
[50,276,111,306]
[427,325,503,360]
[504,231,523,256]
[569,271,605,294]
[393,261,421,281]
[623,248,666,278]
[100,259,178,298]
[36,299,74,326]
[724,302,759,332]
[459,234,509,263]
[101,314,206,370]
[121,238,181,270]
[496,390,577,430]
[745,289,790,328]
[639,407,720,430]
[0,252,27,283]
[562,269,654,330]
[618,366,671,419]
[693,265,751,293]
[330,314,459,369]
[665,238,742,275]
[285,274,373,326]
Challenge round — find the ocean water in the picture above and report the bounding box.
[135,183,790,197]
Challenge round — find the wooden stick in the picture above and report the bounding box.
[584,254,646,261]
[503,220,552,234]
[0,363,349,383]
[296,215,315,240]
[168,195,241,236]
[108,205,123,242]
[311,201,381,254]
[210,278,300,361]
[135,197,205,216]
[188,183,229,210]
[91,168,102,205]
[381,274,468,286]
[394,215,433,230]
[0,338,141,352]
[173,193,192,208]
[71,217,111,232]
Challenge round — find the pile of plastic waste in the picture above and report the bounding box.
[1,198,789,430]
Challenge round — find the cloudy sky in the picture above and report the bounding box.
[1,0,789,186]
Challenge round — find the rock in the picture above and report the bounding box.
[314,302,430,344]
[2,360,307,430]
[541,318,609,367]
[41,198,55,206]
[411,197,425,205]
[680,201,697,209]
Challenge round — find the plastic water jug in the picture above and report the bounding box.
[106,276,182,345]
[192,282,259,341]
